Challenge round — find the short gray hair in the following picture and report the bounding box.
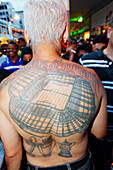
[24,0,67,51]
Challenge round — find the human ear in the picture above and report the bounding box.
[63,25,69,43]
[24,28,31,43]
[107,27,113,39]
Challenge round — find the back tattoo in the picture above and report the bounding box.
[1,60,97,158]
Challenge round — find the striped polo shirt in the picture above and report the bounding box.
[79,47,113,134]
[0,56,24,73]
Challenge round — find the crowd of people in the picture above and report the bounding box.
[0,0,112,169]
[0,37,32,82]
[61,33,108,63]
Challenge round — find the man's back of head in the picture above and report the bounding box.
[24,0,67,51]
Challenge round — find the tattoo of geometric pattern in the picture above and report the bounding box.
[8,60,96,138]
[6,60,97,157]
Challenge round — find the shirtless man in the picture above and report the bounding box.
[0,0,107,169]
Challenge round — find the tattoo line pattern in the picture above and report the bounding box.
[58,139,76,158]
[25,136,76,158]
[8,62,96,138]
[6,60,96,157]
[25,136,56,157]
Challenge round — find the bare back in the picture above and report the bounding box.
[0,59,107,167]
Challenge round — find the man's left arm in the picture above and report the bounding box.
[0,110,22,170]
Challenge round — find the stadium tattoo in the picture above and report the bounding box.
[7,60,96,157]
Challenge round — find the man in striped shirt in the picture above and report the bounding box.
[0,41,24,73]
[79,20,113,170]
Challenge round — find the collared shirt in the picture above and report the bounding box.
[79,47,113,134]
[1,56,24,73]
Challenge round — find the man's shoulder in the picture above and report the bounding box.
[0,70,17,92]
[78,48,105,67]
[69,61,100,86]
[17,56,23,65]
[1,54,8,58]
[82,47,104,59]
[81,50,102,60]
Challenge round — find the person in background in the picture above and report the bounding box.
[70,38,78,52]
[92,33,108,51]
[61,46,75,61]
[89,35,96,45]
[61,38,78,61]
[79,16,113,170]
[73,43,92,63]
[0,0,107,169]
[77,38,85,46]
[18,37,26,57]
[0,41,24,73]
[21,46,33,65]
[0,44,8,67]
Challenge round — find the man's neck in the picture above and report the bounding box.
[32,42,62,61]
[10,55,18,63]
[103,44,113,62]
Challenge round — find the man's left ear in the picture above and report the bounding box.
[107,27,113,39]
[63,25,69,43]
[24,28,31,43]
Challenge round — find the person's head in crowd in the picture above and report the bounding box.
[18,37,26,51]
[89,35,95,45]
[86,39,90,44]
[7,41,19,61]
[70,38,78,50]
[24,0,67,54]
[77,38,85,46]
[93,34,108,51]
[77,43,92,57]
[1,44,8,55]
[73,43,92,63]
[21,46,33,65]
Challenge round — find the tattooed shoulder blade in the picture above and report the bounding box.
[8,61,96,138]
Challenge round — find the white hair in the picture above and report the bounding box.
[24,0,67,51]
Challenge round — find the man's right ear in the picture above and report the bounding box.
[24,28,31,43]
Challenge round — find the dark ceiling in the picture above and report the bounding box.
[70,0,113,18]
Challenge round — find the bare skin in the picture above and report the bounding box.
[93,43,106,52]
[104,27,113,62]
[0,42,107,168]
